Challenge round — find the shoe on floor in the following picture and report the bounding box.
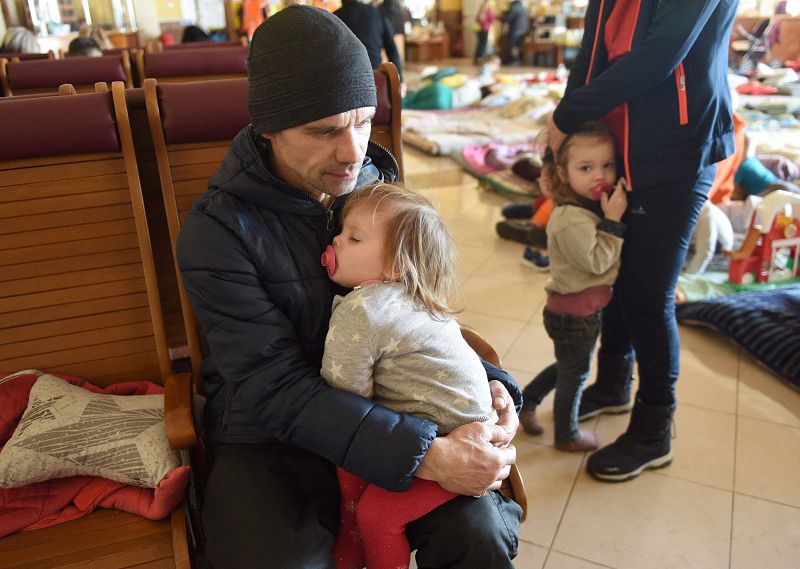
[520,409,544,435]
[577,383,633,422]
[555,430,599,452]
[520,247,549,271]
[495,219,532,243]
[586,401,674,482]
[501,202,536,219]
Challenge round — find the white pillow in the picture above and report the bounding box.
[0,373,179,488]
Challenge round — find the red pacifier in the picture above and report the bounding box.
[590,182,614,200]
[321,245,336,277]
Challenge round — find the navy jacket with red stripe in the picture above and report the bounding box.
[552,0,739,190]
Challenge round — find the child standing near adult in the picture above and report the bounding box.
[519,122,628,450]
[320,184,501,569]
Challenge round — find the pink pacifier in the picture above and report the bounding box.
[321,245,336,277]
[590,182,614,200]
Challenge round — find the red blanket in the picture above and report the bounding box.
[0,371,190,538]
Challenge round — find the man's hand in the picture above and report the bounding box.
[546,114,567,156]
[416,423,516,496]
[415,381,518,496]
[490,380,518,448]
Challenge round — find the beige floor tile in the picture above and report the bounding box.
[457,243,501,280]
[676,348,739,414]
[516,540,549,569]
[460,275,543,322]
[554,473,732,569]
[418,181,497,217]
[731,494,800,569]
[448,209,507,249]
[545,551,616,569]
[656,404,735,490]
[678,323,741,359]
[477,240,553,284]
[514,437,585,547]
[735,416,800,507]
[737,353,800,428]
[456,310,527,362]
[503,322,556,373]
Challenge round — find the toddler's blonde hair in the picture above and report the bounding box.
[341,183,459,316]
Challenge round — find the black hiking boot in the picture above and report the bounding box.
[577,350,635,422]
[586,400,674,482]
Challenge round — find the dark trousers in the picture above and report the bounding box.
[474,30,489,61]
[524,309,601,443]
[599,165,715,405]
[202,443,522,569]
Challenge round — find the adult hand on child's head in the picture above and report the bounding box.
[416,421,516,496]
[601,180,628,222]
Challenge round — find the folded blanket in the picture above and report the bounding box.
[0,371,190,538]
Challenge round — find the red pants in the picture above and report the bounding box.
[333,468,456,569]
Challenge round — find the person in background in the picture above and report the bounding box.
[181,24,211,43]
[379,0,406,61]
[0,26,40,53]
[321,184,501,569]
[546,0,739,482]
[474,0,495,64]
[66,36,102,57]
[519,123,627,449]
[501,0,529,65]
[176,7,522,568]
[335,0,404,83]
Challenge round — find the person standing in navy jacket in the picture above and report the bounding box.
[546,0,738,482]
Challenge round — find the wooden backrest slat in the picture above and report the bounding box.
[0,233,139,266]
[0,157,126,187]
[1,293,150,330]
[0,248,142,282]
[0,177,131,204]
[0,187,131,216]
[0,219,138,251]
[0,335,158,371]
[2,306,152,340]
[1,204,136,234]
[0,322,157,361]
[166,146,228,167]
[4,263,147,297]
[0,278,146,314]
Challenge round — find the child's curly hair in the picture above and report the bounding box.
[550,121,616,205]
[341,183,459,317]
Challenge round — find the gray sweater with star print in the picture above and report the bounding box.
[321,283,497,433]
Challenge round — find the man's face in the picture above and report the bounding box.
[263,107,375,200]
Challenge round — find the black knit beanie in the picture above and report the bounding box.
[247,5,377,133]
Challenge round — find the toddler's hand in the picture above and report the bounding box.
[601,179,628,222]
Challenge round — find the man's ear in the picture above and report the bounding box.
[261,132,274,141]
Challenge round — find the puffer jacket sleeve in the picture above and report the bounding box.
[177,208,437,492]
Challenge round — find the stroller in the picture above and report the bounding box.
[730,18,774,74]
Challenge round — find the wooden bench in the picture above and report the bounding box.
[0,82,195,568]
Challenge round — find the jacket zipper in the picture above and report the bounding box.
[675,62,688,125]
[368,139,400,181]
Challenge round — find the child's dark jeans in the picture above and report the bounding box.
[525,308,601,444]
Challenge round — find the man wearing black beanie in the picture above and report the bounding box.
[176,6,522,569]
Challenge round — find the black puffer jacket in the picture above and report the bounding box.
[177,126,437,491]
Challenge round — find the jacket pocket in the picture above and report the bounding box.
[675,62,689,126]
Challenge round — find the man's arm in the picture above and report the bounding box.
[380,14,403,81]
[177,209,436,492]
[553,0,723,133]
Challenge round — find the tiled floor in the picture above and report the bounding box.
[403,145,800,569]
